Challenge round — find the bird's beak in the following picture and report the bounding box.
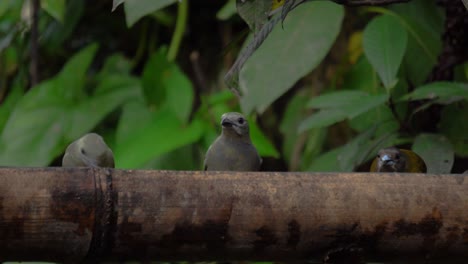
[221,118,234,128]
[380,154,395,166]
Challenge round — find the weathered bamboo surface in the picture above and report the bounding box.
[0,168,467,262]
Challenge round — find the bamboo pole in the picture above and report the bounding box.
[0,168,467,262]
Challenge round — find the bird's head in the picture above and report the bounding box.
[220,112,249,137]
[77,133,112,167]
[376,147,406,172]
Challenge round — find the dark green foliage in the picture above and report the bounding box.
[0,0,466,173]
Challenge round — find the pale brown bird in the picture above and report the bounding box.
[370,147,426,173]
[204,112,261,171]
[62,133,114,168]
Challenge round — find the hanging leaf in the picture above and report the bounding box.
[363,14,408,90]
[298,91,388,132]
[142,48,194,123]
[390,0,443,86]
[115,108,203,168]
[238,1,344,113]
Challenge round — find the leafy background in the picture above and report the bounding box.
[0,0,467,174]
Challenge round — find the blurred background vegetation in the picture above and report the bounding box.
[0,0,466,173]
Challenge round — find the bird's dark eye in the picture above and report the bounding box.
[238,118,244,124]
[81,148,86,155]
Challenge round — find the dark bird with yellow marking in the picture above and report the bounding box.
[204,112,261,171]
[62,133,114,168]
[370,147,427,173]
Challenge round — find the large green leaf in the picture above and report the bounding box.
[142,48,194,123]
[439,103,468,157]
[343,55,379,95]
[0,83,24,133]
[115,108,203,169]
[298,109,347,132]
[363,14,407,90]
[69,75,142,140]
[413,133,454,174]
[124,0,177,27]
[349,105,399,133]
[299,91,388,132]
[390,0,443,86]
[116,100,152,145]
[239,1,344,113]
[0,44,141,166]
[0,44,98,166]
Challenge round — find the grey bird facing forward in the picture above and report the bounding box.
[62,133,114,168]
[204,112,261,171]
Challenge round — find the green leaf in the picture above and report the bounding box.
[236,0,270,33]
[298,109,347,132]
[144,144,201,170]
[390,0,443,86]
[349,105,398,133]
[299,91,388,131]
[439,102,468,157]
[69,75,142,140]
[97,53,132,79]
[124,0,177,27]
[217,0,236,20]
[279,91,310,166]
[299,128,327,171]
[116,101,152,145]
[413,133,454,174]
[115,108,203,168]
[307,90,388,118]
[239,1,344,113]
[142,48,194,123]
[401,82,468,102]
[307,91,368,109]
[250,120,280,158]
[41,0,65,23]
[0,44,138,167]
[344,94,388,119]
[363,14,407,90]
[0,83,24,133]
[0,44,99,166]
[343,55,380,95]
[57,43,99,101]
